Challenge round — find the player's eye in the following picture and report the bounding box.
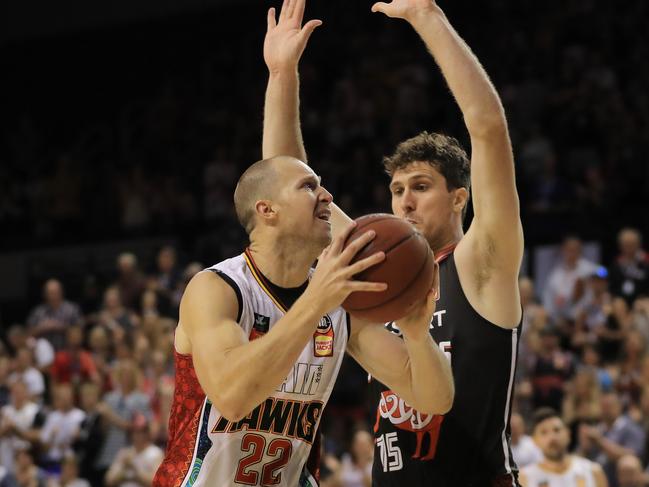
[414,184,428,192]
[303,182,316,191]
[391,188,403,196]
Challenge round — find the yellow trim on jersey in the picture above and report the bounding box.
[242,251,288,313]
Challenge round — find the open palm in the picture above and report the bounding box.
[371,0,437,23]
[264,0,322,73]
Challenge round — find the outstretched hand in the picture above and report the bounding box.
[371,0,438,24]
[264,0,322,74]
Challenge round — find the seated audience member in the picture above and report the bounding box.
[520,408,607,487]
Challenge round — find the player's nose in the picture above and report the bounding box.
[319,186,333,203]
[400,189,416,212]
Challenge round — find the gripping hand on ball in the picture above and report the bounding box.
[395,260,440,340]
[264,0,322,74]
[305,222,387,315]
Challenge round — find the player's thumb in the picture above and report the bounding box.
[300,19,323,43]
[371,2,391,15]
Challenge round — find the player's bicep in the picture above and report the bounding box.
[347,318,414,400]
[179,271,247,393]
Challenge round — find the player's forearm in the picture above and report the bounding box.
[411,7,506,138]
[262,70,307,161]
[206,297,322,421]
[402,332,454,414]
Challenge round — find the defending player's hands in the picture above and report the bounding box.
[264,0,322,74]
[395,260,440,340]
[305,221,387,314]
[371,0,439,25]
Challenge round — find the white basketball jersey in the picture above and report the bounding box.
[522,456,597,487]
[155,252,349,487]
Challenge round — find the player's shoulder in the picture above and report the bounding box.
[181,269,240,325]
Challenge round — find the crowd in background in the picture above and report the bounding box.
[2,0,649,486]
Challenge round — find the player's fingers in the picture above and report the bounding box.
[371,2,391,15]
[285,0,296,20]
[339,229,376,263]
[267,7,277,31]
[345,251,385,277]
[299,19,322,43]
[330,220,357,255]
[292,0,306,21]
[347,280,388,293]
[279,0,291,19]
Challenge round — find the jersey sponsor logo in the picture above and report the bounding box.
[212,397,324,444]
[385,309,446,336]
[374,390,444,460]
[313,315,334,357]
[250,312,271,341]
[276,362,323,396]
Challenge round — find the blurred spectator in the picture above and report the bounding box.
[0,359,10,409]
[6,326,54,373]
[520,408,607,487]
[39,385,85,475]
[9,349,45,402]
[616,454,645,487]
[171,262,203,310]
[562,368,602,448]
[114,254,144,311]
[93,360,151,481]
[0,465,17,487]
[46,455,89,487]
[73,383,104,486]
[528,326,575,411]
[579,393,645,486]
[97,287,139,341]
[543,237,599,324]
[50,326,99,389]
[147,246,180,316]
[0,381,40,473]
[26,280,82,351]
[332,430,373,487]
[510,412,542,468]
[610,229,649,305]
[104,418,162,487]
[14,446,46,487]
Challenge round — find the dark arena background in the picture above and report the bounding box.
[1,0,649,485]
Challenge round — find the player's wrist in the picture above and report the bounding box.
[408,5,445,32]
[267,66,299,78]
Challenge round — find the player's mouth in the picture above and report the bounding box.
[315,208,331,223]
[405,217,419,226]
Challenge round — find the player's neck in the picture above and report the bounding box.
[431,227,463,256]
[540,455,572,474]
[247,242,313,288]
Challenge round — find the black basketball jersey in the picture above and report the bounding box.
[370,250,522,487]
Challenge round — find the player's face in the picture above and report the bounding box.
[390,162,462,251]
[533,417,569,461]
[274,160,333,249]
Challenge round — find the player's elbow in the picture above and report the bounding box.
[465,109,508,139]
[207,389,249,422]
[435,384,455,415]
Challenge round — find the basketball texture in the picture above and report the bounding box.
[342,213,435,323]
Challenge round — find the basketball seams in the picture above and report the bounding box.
[346,237,432,312]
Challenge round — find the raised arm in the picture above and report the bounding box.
[262,0,320,162]
[373,0,523,327]
[347,264,454,414]
[262,0,353,233]
[178,227,386,421]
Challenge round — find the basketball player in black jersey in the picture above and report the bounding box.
[261,0,524,485]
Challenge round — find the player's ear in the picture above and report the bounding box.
[453,187,469,214]
[255,200,279,225]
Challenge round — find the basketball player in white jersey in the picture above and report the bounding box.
[153,155,453,487]
[520,408,607,487]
